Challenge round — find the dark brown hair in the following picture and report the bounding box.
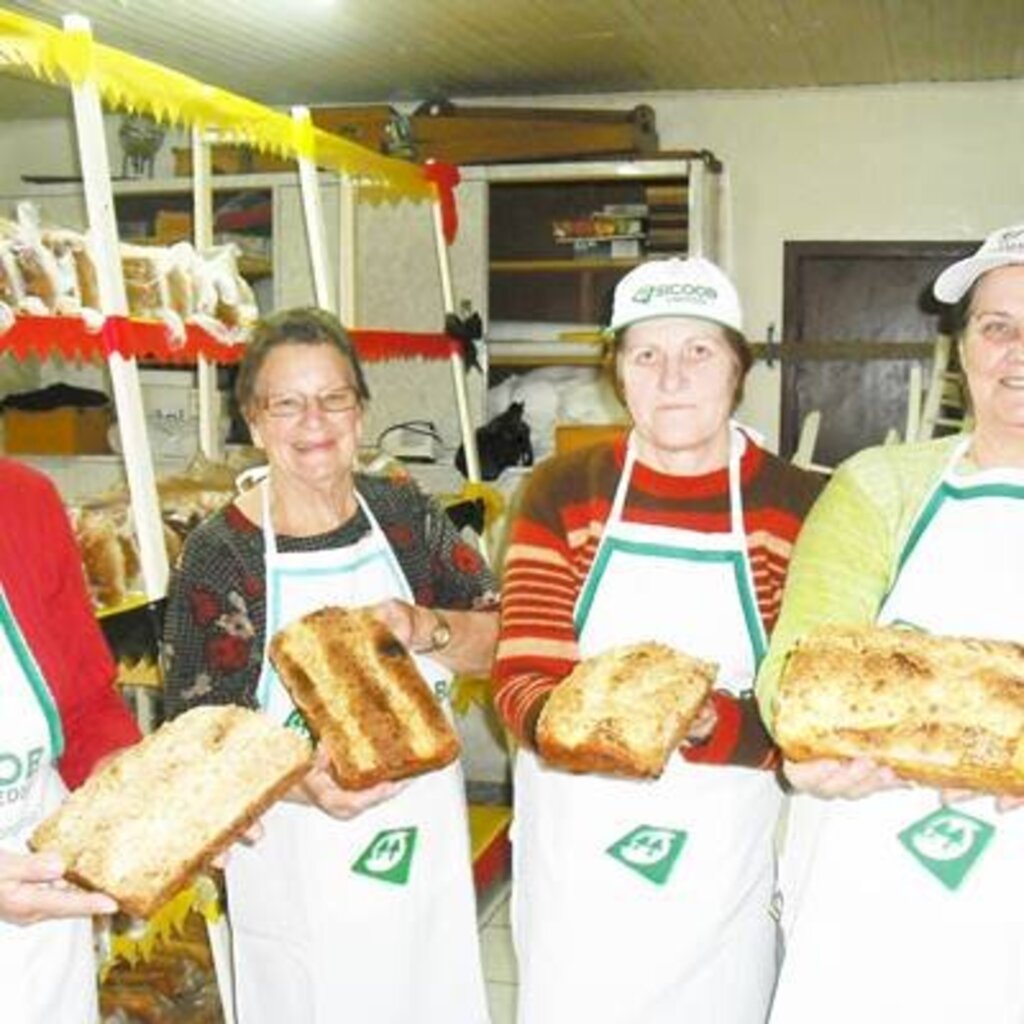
[235,307,371,414]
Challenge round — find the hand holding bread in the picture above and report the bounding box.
[298,747,407,820]
[775,625,1024,797]
[536,642,716,779]
[0,849,119,925]
[782,756,908,800]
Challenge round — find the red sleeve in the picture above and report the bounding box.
[0,461,139,789]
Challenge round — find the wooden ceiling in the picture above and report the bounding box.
[2,0,1022,119]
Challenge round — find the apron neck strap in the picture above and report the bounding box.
[616,426,747,537]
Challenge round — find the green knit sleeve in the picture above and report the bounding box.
[756,438,961,730]
[755,457,898,731]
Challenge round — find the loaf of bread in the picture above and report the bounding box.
[30,705,312,917]
[269,605,461,789]
[536,642,716,779]
[775,624,1024,794]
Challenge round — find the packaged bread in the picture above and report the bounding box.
[269,605,460,789]
[42,226,101,312]
[30,705,313,917]
[775,624,1024,794]
[1,205,61,314]
[193,243,259,332]
[536,642,716,779]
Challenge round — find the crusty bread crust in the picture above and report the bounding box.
[269,606,461,790]
[29,705,312,918]
[536,642,716,779]
[776,625,1024,795]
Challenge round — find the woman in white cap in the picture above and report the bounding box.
[756,223,1024,1023]
[493,256,824,1023]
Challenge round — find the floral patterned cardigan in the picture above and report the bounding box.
[162,471,498,717]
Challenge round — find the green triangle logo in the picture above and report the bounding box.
[283,708,313,742]
[606,825,687,886]
[352,827,418,886]
[898,806,995,891]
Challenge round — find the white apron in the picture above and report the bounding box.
[771,436,1024,1024]
[226,481,489,1024]
[0,585,98,1024]
[512,426,782,1024]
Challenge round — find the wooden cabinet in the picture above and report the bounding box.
[470,157,720,332]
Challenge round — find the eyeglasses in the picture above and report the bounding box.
[258,387,360,419]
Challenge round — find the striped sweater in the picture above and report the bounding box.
[493,435,824,767]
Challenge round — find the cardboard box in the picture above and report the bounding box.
[154,210,193,243]
[4,406,112,455]
[173,146,294,177]
[554,423,628,456]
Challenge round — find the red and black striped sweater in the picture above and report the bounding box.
[493,435,824,769]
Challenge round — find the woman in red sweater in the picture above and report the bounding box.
[494,257,823,1024]
[0,459,139,1023]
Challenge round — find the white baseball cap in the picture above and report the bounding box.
[608,256,743,334]
[933,223,1024,304]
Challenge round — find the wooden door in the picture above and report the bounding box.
[781,241,975,465]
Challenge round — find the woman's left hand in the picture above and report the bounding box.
[372,598,421,651]
[371,597,500,676]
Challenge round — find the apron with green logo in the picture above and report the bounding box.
[771,437,1024,1024]
[224,480,488,1024]
[512,426,782,1024]
[0,584,99,1024]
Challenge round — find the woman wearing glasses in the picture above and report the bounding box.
[163,307,496,1024]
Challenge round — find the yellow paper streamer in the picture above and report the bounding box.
[100,874,223,980]
[0,9,434,205]
[451,675,493,717]
[459,481,506,533]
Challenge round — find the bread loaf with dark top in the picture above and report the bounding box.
[269,605,460,790]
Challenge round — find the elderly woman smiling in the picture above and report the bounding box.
[756,223,1024,1024]
[493,257,823,1024]
[163,307,496,1024]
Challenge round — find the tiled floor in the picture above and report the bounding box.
[478,879,517,1024]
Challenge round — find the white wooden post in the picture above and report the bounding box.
[429,200,481,483]
[337,175,357,325]
[291,106,333,311]
[687,157,706,259]
[191,127,220,460]
[63,15,168,603]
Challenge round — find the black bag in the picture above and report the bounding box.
[456,401,534,480]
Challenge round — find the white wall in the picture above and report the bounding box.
[1,80,1022,446]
